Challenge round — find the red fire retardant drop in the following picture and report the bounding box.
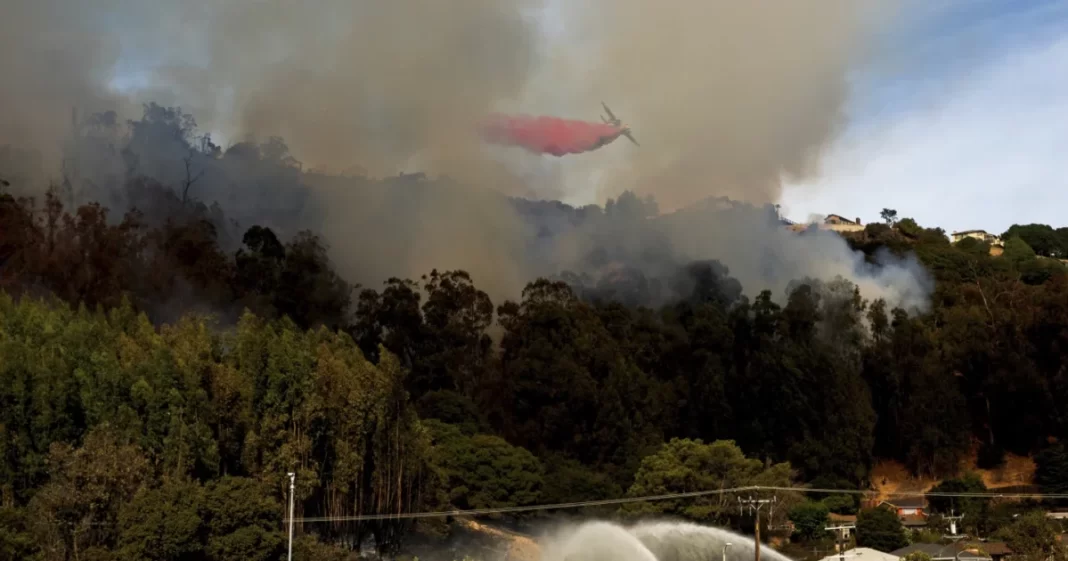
[478,113,626,156]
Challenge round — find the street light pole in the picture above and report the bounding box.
[287,472,296,561]
[723,542,732,561]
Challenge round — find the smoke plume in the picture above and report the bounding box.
[0,0,933,311]
[542,0,893,210]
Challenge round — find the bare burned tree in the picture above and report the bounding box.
[181,149,205,204]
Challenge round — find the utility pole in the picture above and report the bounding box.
[825,523,856,561]
[739,496,777,561]
[944,509,965,541]
[287,472,296,561]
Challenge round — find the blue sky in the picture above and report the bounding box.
[780,0,1068,236]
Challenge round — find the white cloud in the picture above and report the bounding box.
[781,31,1068,235]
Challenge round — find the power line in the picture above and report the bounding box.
[285,485,1068,524]
[761,486,1068,499]
[289,486,755,523]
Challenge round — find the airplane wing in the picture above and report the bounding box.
[622,129,639,146]
[601,101,618,122]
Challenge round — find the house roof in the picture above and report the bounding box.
[824,214,858,224]
[901,514,928,527]
[882,495,927,509]
[891,542,994,561]
[978,542,1013,556]
[951,229,990,236]
[892,544,945,558]
[819,548,898,561]
[829,513,857,523]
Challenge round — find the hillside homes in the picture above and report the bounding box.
[951,229,1003,246]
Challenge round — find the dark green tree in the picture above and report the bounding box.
[789,501,830,541]
[426,420,544,510]
[116,478,206,561]
[1035,444,1068,495]
[881,208,898,225]
[926,473,987,533]
[855,507,907,552]
[993,510,1066,561]
[1002,224,1065,258]
[622,438,795,526]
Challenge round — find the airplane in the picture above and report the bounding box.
[600,101,639,147]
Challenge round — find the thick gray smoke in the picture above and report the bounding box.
[0,0,934,310]
[539,0,896,211]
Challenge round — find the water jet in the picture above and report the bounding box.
[533,520,792,561]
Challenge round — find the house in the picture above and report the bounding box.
[951,229,1002,245]
[819,547,899,561]
[891,542,1009,561]
[880,496,927,517]
[823,214,865,233]
[783,213,865,233]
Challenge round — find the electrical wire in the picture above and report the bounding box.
[290,486,751,523]
[286,484,1068,524]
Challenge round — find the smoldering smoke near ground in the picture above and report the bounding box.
[0,0,929,311]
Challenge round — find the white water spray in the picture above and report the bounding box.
[536,520,792,561]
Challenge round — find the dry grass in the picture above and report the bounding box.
[869,451,1037,503]
[869,461,938,503]
[972,453,1036,489]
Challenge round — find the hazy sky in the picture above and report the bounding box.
[103,0,1068,237]
[779,0,1068,236]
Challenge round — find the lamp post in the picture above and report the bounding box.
[287,472,296,561]
[723,542,732,561]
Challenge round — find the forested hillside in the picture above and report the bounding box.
[3,106,1068,561]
